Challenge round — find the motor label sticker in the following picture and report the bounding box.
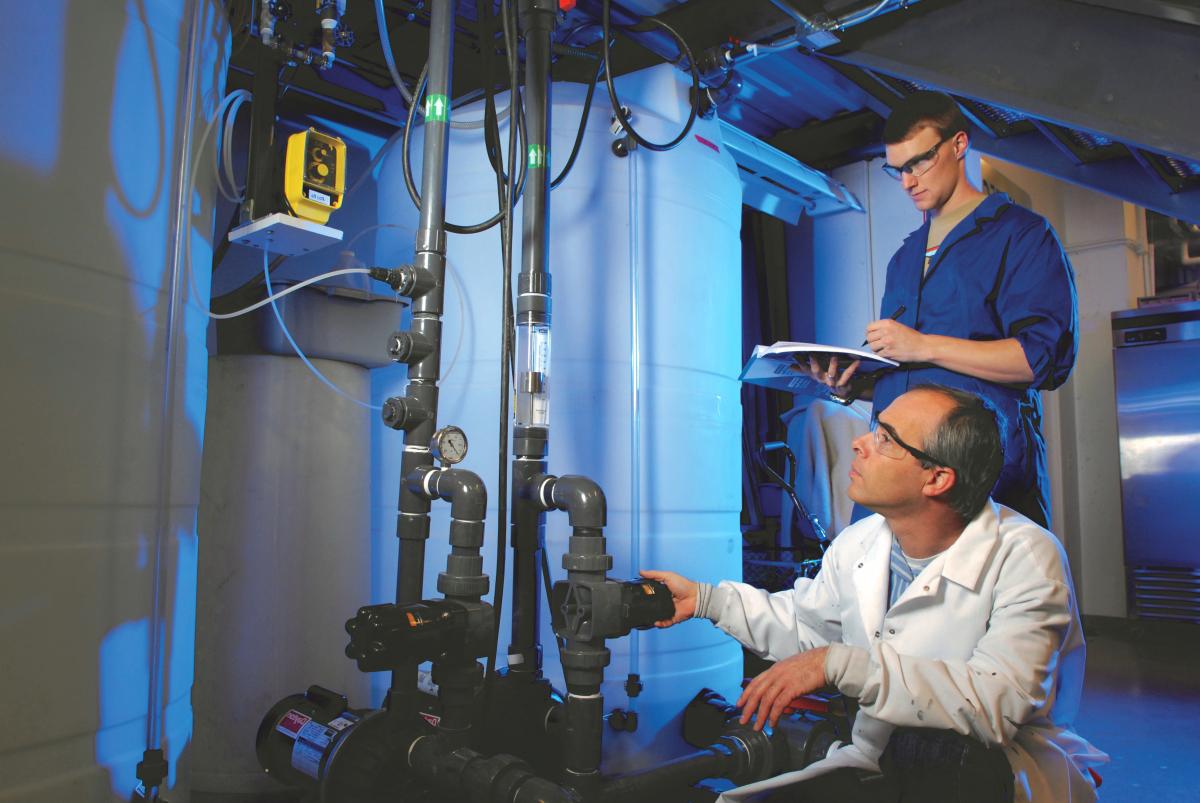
[275,709,311,740]
[291,720,336,779]
[329,713,359,732]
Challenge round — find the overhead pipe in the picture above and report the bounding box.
[765,0,896,37]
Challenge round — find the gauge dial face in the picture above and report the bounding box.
[432,426,468,465]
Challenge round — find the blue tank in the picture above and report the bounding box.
[373,65,744,770]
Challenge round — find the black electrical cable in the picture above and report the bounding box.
[482,0,522,716]
[481,47,527,191]
[540,541,566,649]
[600,0,702,152]
[401,60,528,235]
[549,56,605,190]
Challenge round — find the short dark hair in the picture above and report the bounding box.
[912,384,1004,522]
[882,90,970,145]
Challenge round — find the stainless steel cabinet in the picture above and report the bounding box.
[1112,301,1200,622]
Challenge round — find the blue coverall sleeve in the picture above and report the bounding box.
[995,219,1079,390]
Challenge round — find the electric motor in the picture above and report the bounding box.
[256,685,422,802]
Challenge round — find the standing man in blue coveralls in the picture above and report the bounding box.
[815,91,1078,528]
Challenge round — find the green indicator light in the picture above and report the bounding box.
[527,143,546,169]
[425,93,450,123]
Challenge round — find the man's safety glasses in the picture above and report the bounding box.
[869,414,948,469]
[881,132,956,180]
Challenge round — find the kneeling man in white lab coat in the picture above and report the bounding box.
[643,384,1106,802]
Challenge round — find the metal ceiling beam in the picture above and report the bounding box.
[760,55,1200,221]
[823,0,1200,162]
[766,108,883,167]
[570,0,794,77]
[1070,0,1200,26]
[972,128,1200,225]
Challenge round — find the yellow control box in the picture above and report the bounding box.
[283,127,346,224]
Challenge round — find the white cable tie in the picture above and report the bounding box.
[423,468,440,498]
[539,476,556,508]
[407,734,432,767]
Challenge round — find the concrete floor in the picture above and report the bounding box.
[203,618,1200,802]
[1074,617,1200,801]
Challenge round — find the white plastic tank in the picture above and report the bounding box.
[373,64,745,770]
[0,1,229,800]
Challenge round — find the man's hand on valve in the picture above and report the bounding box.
[736,647,830,731]
[639,570,697,627]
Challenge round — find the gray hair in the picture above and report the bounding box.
[913,384,1005,522]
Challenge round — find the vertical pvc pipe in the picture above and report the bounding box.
[509,0,557,676]
[146,0,204,753]
[627,146,641,709]
[390,0,455,707]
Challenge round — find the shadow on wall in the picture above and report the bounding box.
[0,0,227,799]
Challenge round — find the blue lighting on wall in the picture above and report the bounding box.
[105,1,176,322]
[96,617,153,796]
[165,526,199,787]
[0,0,66,175]
[95,526,198,795]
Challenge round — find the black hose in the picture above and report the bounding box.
[401,60,526,235]
[482,0,522,718]
[600,0,701,152]
[482,45,527,191]
[549,56,605,190]
[540,538,565,647]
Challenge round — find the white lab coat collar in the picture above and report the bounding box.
[939,500,1003,591]
[850,500,1003,638]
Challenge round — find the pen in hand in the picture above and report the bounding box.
[861,305,908,348]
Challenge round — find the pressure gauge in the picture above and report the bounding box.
[431,425,468,466]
